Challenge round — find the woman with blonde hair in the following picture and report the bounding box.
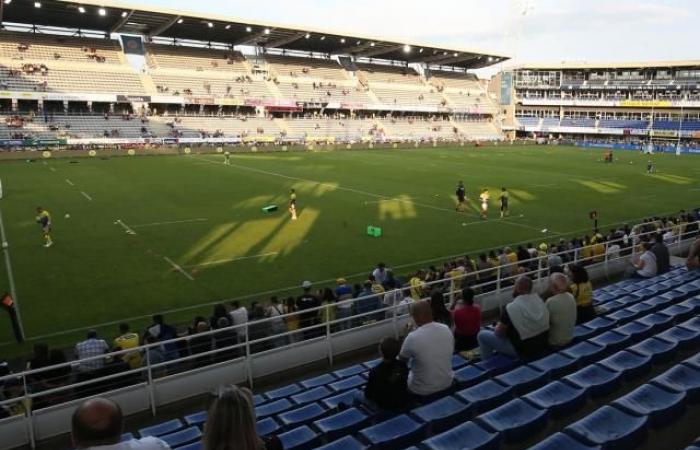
[203,385,281,450]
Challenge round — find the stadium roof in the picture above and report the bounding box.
[0,0,509,70]
[514,60,700,70]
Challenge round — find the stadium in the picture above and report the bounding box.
[0,0,698,449]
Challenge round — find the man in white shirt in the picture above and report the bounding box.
[228,301,248,341]
[72,397,170,450]
[371,262,390,287]
[399,301,454,397]
[632,242,657,278]
[545,273,577,348]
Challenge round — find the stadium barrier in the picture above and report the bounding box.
[0,222,697,449]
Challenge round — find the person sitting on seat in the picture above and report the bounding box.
[363,337,409,411]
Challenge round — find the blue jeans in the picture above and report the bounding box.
[478,330,517,359]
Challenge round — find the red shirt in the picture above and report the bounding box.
[452,304,481,337]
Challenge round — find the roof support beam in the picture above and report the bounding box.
[334,41,373,55]
[232,29,273,46]
[423,54,478,66]
[356,44,404,59]
[265,32,307,49]
[148,15,182,38]
[111,10,134,33]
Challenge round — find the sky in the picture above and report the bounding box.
[132,0,698,77]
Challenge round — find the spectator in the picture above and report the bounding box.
[355,281,382,324]
[687,235,700,269]
[569,264,595,324]
[409,270,426,300]
[319,287,336,325]
[142,334,166,378]
[363,337,409,411]
[203,385,281,450]
[265,296,288,346]
[144,315,179,361]
[430,290,452,327]
[209,304,229,330]
[43,349,72,405]
[545,273,577,348]
[297,281,320,340]
[651,233,671,275]
[212,316,239,362]
[113,324,141,369]
[334,278,354,329]
[248,305,272,353]
[75,330,109,373]
[71,397,170,449]
[372,262,390,287]
[188,321,212,368]
[632,242,657,278]
[229,301,248,342]
[477,276,549,361]
[382,278,404,317]
[399,301,454,398]
[283,297,300,342]
[450,287,481,352]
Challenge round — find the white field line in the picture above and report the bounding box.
[131,218,208,228]
[183,252,279,269]
[65,179,74,186]
[80,191,93,201]
[49,167,56,172]
[163,256,195,281]
[115,219,137,235]
[0,208,25,339]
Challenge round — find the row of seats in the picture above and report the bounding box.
[123,266,700,450]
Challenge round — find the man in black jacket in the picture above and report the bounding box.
[651,233,670,275]
[364,337,409,411]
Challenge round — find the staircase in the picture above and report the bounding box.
[139,72,158,94]
[274,118,290,136]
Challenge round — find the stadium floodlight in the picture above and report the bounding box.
[33,1,41,7]
[443,51,448,55]
[246,26,252,32]
[207,22,213,28]
[340,38,346,44]
[453,52,458,57]
[78,6,85,12]
[225,24,231,29]
[121,11,128,17]
[370,42,375,47]
[98,7,106,15]
[488,56,494,61]
[356,40,361,45]
[3,0,10,5]
[305,33,311,39]
[177,18,183,23]
[403,44,411,53]
[419,48,424,53]
[320,36,325,40]
[264,28,270,34]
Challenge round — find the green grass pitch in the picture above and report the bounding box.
[0,144,697,355]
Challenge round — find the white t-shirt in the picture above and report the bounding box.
[399,322,454,396]
[85,437,171,450]
[372,268,389,285]
[637,251,657,278]
[229,307,248,338]
[545,292,577,347]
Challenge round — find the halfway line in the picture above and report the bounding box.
[163,256,195,281]
[115,219,137,235]
[80,191,93,201]
[65,179,74,186]
[132,218,208,228]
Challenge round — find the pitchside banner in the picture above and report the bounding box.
[500,72,512,105]
[120,35,145,55]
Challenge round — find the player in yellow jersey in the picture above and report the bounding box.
[499,187,509,218]
[35,207,53,247]
[289,189,298,221]
[479,189,490,220]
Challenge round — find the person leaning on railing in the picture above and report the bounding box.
[569,264,594,324]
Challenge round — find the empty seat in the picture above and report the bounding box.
[573,325,597,343]
[528,432,601,450]
[313,408,370,441]
[582,317,616,333]
[474,354,518,375]
[454,364,487,388]
[159,426,202,448]
[300,374,337,389]
[277,403,327,428]
[680,316,700,332]
[256,399,294,419]
[291,386,332,405]
[172,442,201,450]
[614,295,638,306]
[265,384,303,401]
[605,308,640,324]
[627,301,655,317]
[598,350,652,380]
[564,365,622,398]
[678,297,700,314]
[651,364,700,401]
[561,341,605,364]
[564,405,648,450]
[588,331,631,355]
[529,353,577,377]
[637,313,674,333]
[659,304,695,322]
[628,337,678,364]
[422,421,501,450]
[475,398,548,443]
[451,354,468,369]
[658,289,689,304]
[358,415,426,450]
[139,419,183,438]
[641,297,673,312]
[321,389,361,410]
[684,353,700,370]
[328,375,365,392]
[522,381,587,418]
[258,417,281,437]
[333,364,366,378]
[455,380,513,413]
[495,365,546,394]
[410,396,471,433]
[363,359,382,369]
[600,300,624,312]
[184,411,207,427]
[612,383,686,428]
[253,394,266,406]
[278,425,320,450]
[657,325,700,349]
[315,436,368,450]
[121,433,134,442]
[615,321,653,342]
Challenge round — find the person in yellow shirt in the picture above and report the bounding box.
[113,323,142,369]
[289,189,298,221]
[409,269,426,300]
[569,264,594,324]
[35,206,53,247]
[283,297,300,342]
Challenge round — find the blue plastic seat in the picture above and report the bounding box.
[277,403,327,428]
[573,325,597,343]
[651,364,700,401]
[522,380,587,418]
[561,341,605,364]
[628,337,678,364]
[473,354,518,375]
[626,301,655,316]
[679,296,700,314]
[253,394,266,406]
[564,405,648,450]
[300,374,337,390]
[258,417,281,437]
[121,433,134,442]
[528,432,601,450]
[563,365,622,398]
[615,321,653,342]
[451,354,468,369]
[454,364,487,388]
[265,383,303,401]
[291,386,332,405]
[315,436,368,450]
[659,304,695,322]
[529,353,577,378]
[605,308,639,324]
[455,380,513,413]
[422,421,500,450]
[256,399,294,419]
[475,398,548,443]
[494,365,546,394]
[684,352,700,370]
[313,408,370,441]
[581,317,616,333]
[410,396,472,433]
[680,316,700,332]
[333,364,366,378]
[159,426,201,448]
[358,415,427,450]
[657,325,700,349]
[139,419,183,438]
[612,383,686,428]
[363,359,382,369]
[641,296,673,312]
[676,281,700,298]
[588,331,631,355]
[328,375,365,392]
[600,300,624,312]
[321,389,361,410]
[614,295,639,306]
[658,289,689,304]
[278,426,319,450]
[598,350,652,380]
[183,410,207,427]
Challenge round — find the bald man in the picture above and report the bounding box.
[544,273,577,348]
[399,300,454,398]
[72,398,170,450]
